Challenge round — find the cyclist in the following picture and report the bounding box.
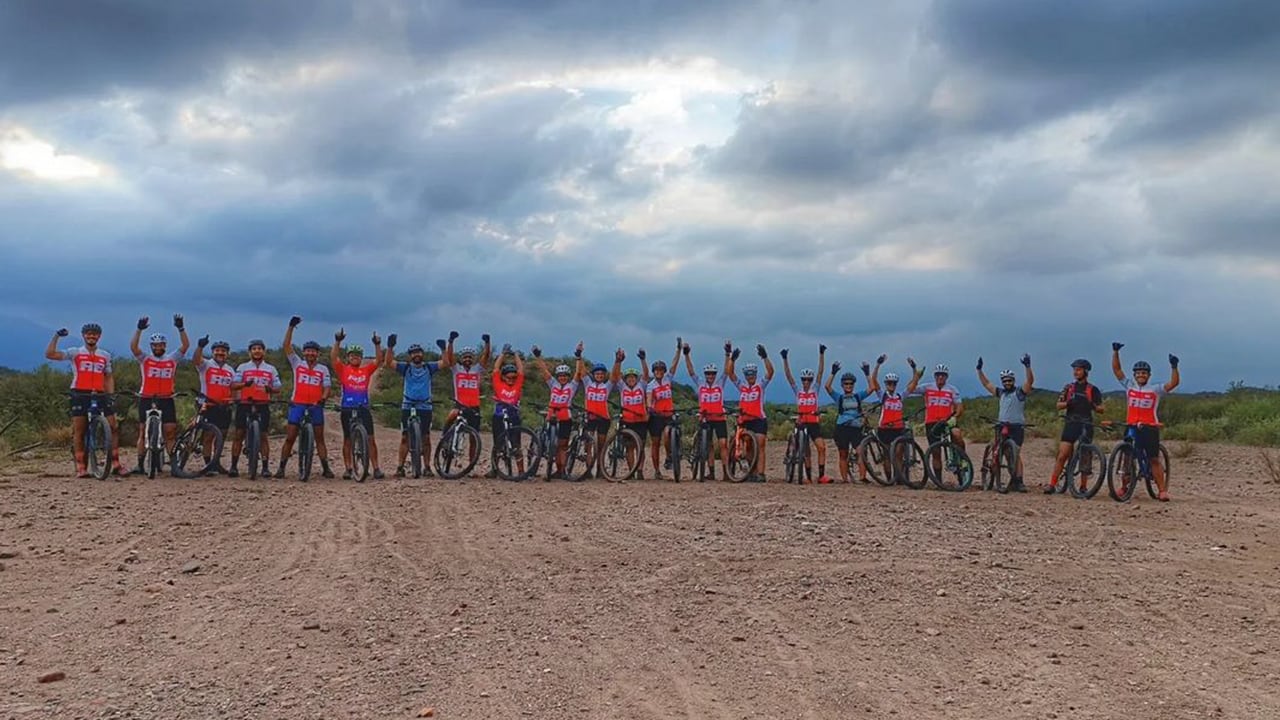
[441,331,490,473]
[1048,358,1106,493]
[1112,343,1181,501]
[44,322,127,477]
[383,334,441,478]
[529,346,580,479]
[824,359,873,483]
[229,337,281,477]
[276,316,334,479]
[576,342,623,480]
[782,345,828,483]
[726,341,774,482]
[976,354,1034,492]
[642,338,684,481]
[490,345,528,477]
[906,358,965,472]
[128,315,190,476]
[867,355,904,480]
[618,361,649,479]
[682,341,732,481]
[331,328,384,480]
[192,335,236,475]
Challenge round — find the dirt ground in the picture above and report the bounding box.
[2,418,1279,720]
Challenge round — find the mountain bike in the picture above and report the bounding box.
[137,395,167,479]
[491,406,541,481]
[726,411,760,482]
[849,403,893,486]
[1056,415,1109,499]
[561,408,600,482]
[689,410,726,482]
[294,402,325,482]
[527,404,557,481]
[889,409,929,489]
[434,403,482,479]
[401,403,432,479]
[1107,423,1172,502]
[978,416,1031,494]
[660,407,693,483]
[172,393,225,477]
[925,417,974,491]
[343,404,380,482]
[70,391,113,480]
[782,413,811,484]
[239,400,272,480]
[600,405,643,481]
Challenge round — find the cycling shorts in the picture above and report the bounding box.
[137,397,177,425]
[833,424,864,451]
[877,428,905,445]
[202,403,233,431]
[741,418,768,435]
[1060,421,1094,445]
[341,408,374,438]
[622,420,649,443]
[798,422,823,440]
[585,416,611,435]
[647,413,671,438]
[69,392,115,418]
[401,406,433,433]
[994,423,1026,447]
[1131,425,1161,460]
[287,403,325,427]
[235,403,271,433]
[700,420,728,440]
[925,421,952,444]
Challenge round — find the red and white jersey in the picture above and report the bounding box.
[620,382,648,422]
[796,389,819,424]
[234,361,282,403]
[452,363,482,408]
[547,379,578,422]
[697,375,728,419]
[877,391,905,429]
[647,377,674,415]
[581,378,612,419]
[196,358,235,404]
[736,377,770,419]
[287,352,331,405]
[64,345,112,392]
[140,351,183,398]
[1124,379,1165,426]
[922,384,962,424]
[492,369,524,407]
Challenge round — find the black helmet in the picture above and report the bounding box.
[247,339,266,350]
[501,363,517,374]
[211,340,231,351]
[81,323,102,334]
[1070,358,1091,371]
[1132,360,1152,373]
[302,340,321,351]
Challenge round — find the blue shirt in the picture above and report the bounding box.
[397,361,439,405]
[826,387,871,426]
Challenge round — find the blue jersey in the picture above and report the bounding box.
[397,361,439,405]
[826,387,871,426]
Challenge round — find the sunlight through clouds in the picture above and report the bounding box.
[0,127,104,181]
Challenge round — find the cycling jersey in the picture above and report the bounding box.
[452,363,482,408]
[736,377,770,419]
[828,388,871,426]
[1123,379,1165,426]
[547,379,578,422]
[196,358,235,404]
[139,351,184,398]
[336,361,375,408]
[287,352,330,405]
[997,387,1027,425]
[492,369,524,413]
[796,389,820,424]
[396,361,438,404]
[64,346,112,392]
[1060,381,1103,420]
[697,375,728,420]
[648,377,674,415]
[876,391,905,429]
[234,361,282,403]
[581,378,612,419]
[620,382,648,422]
[922,384,962,424]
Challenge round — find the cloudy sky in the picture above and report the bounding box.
[3,0,1278,394]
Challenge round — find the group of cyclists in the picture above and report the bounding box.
[43,316,1182,499]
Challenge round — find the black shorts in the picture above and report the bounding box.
[235,403,272,433]
[994,423,1025,447]
[202,403,233,431]
[1060,421,1094,445]
[585,416,611,435]
[137,396,177,425]
[700,420,728,440]
[341,407,375,438]
[834,424,865,451]
[647,413,671,438]
[457,405,481,431]
[798,422,823,440]
[68,392,115,418]
[491,413,523,445]
[1131,425,1161,460]
[622,421,649,444]
[401,406,433,433]
[877,427,905,445]
[741,417,768,435]
[925,422,951,444]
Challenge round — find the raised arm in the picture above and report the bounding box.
[781,348,795,390]
[816,344,827,386]
[283,315,301,358]
[480,333,492,370]
[724,339,738,384]
[611,348,624,383]
[574,340,585,382]
[1021,353,1034,395]
[638,347,650,384]
[513,347,525,376]
[683,342,696,379]
[368,333,383,383]
[529,345,548,380]
[823,361,837,395]
[130,316,147,360]
[194,334,209,366]
[670,337,683,377]
[383,333,399,370]
[905,357,923,394]
[1165,354,1180,393]
[45,328,69,361]
[868,354,884,394]
[174,314,190,357]
[759,344,775,381]
[330,327,345,371]
[1111,342,1126,383]
[441,330,458,369]
[976,357,996,395]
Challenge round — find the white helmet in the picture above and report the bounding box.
[149,333,167,344]
[884,372,900,382]
[799,368,815,380]
[999,370,1016,381]
[554,364,571,376]
[934,363,949,374]
[459,345,477,357]
[702,363,718,373]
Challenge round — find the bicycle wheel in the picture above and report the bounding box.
[298,422,314,481]
[1067,443,1106,499]
[858,435,891,486]
[727,432,758,481]
[246,421,261,480]
[87,415,112,480]
[408,417,424,478]
[602,428,642,481]
[534,425,552,480]
[691,428,709,482]
[783,432,800,484]
[434,423,481,479]
[351,423,370,482]
[994,440,1018,495]
[174,422,223,477]
[1148,444,1171,499]
[980,441,997,491]
[665,424,682,483]
[565,434,594,482]
[1107,443,1138,502]
[144,415,164,479]
[493,427,540,481]
[893,438,928,489]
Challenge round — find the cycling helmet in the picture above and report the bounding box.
[884,372,900,382]
[742,363,759,375]
[652,360,667,371]
[211,340,231,351]
[345,344,363,355]
[407,343,424,353]
[934,363,949,374]
[703,363,718,373]
[1070,358,1092,371]
[459,345,477,357]
[554,364,571,376]
[247,339,266,350]
[999,370,1016,381]
[623,367,640,378]
[1132,360,1152,373]
[81,323,102,334]
[149,333,167,344]
[501,363,517,374]
[840,372,856,383]
[302,340,321,351]
[800,368,815,380]
[591,363,607,374]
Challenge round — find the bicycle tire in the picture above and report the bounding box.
[858,435,891,486]
[565,433,594,482]
[782,431,799,484]
[298,422,314,481]
[533,424,552,480]
[893,437,927,489]
[352,423,370,482]
[87,414,112,481]
[408,417,423,478]
[174,422,223,476]
[1066,442,1106,499]
[666,424,682,483]
[727,431,758,482]
[493,426,540,481]
[1147,444,1171,499]
[995,440,1018,495]
[1107,443,1137,502]
[980,441,997,491]
[691,428,709,482]
[145,415,164,479]
[246,420,261,480]
[602,428,642,481]
[434,422,481,479]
